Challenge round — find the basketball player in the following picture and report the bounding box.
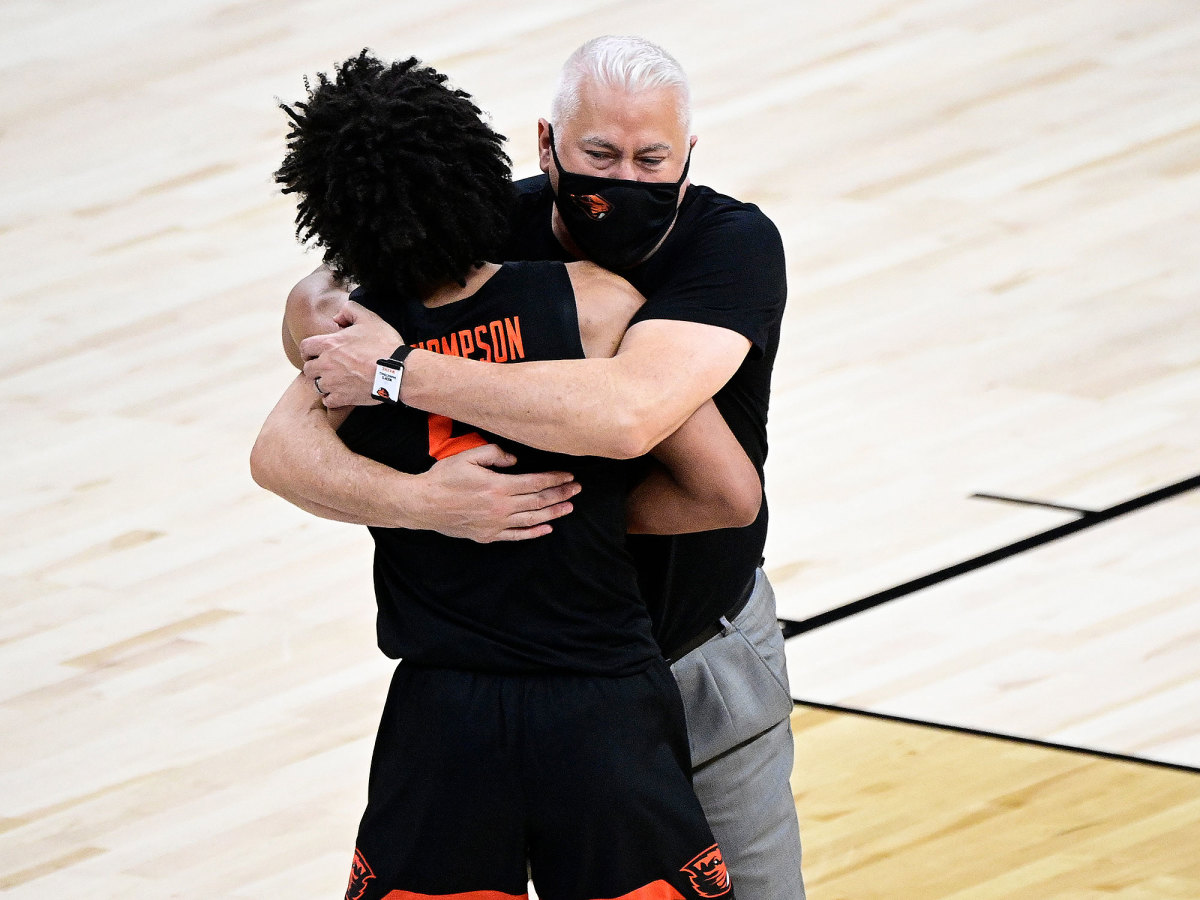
[254,51,750,899]
[275,37,804,898]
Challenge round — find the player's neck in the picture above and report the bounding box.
[422,263,502,308]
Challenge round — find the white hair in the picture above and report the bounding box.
[550,35,692,134]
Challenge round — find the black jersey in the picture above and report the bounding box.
[503,177,786,659]
[337,261,659,676]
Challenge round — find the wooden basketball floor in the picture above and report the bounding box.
[2,0,1198,896]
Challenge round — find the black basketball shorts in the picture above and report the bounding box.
[345,659,734,900]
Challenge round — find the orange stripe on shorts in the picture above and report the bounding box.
[381,891,527,900]
[593,880,686,900]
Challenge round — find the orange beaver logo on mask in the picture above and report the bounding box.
[345,847,376,900]
[569,192,613,220]
[681,843,731,897]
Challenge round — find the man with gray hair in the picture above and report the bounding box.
[282,35,805,898]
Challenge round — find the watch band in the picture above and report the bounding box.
[372,344,413,404]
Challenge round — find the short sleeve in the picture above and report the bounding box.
[629,200,786,357]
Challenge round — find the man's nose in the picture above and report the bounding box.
[609,159,639,181]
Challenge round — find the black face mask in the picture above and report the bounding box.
[548,126,691,270]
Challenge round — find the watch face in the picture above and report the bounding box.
[373,361,402,403]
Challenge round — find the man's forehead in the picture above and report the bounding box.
[565,79,688,140]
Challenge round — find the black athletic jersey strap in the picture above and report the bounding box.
[338,261,658,675]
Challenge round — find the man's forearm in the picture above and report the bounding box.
[251,379,429,528]
[402,354,657,458]
[252,376,583,542]
[299,304,751,460]
[400,319,750,459]
[254,439,423,528]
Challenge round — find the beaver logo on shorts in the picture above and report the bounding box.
[569,192,613,220]
[345,847,376,900]
[680,843,731,897]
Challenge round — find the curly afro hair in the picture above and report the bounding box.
[275,51,513,299]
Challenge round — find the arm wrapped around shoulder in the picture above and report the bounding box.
[625,399,761,535]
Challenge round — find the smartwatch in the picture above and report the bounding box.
[372,345,414,404]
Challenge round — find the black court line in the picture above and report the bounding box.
[970,492,1095,516]
[794,699,1200,776]
[779,472,1200,638]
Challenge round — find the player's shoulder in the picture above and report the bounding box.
[566,261,643,306]
[290,264,349,300]
[566,262,645,358]
[287,265,351,320]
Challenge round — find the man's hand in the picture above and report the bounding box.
[300,301,402,407]
[412,444,581,542]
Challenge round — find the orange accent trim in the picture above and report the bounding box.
[378,879,684,900]
[593,880,685,900]
[380,891,527,900]
[427,414,488,461]
[679,842,732,898]
[346,847,377,900]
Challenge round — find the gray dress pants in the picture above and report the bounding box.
[670,569,806,899]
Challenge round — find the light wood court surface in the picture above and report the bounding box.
[786,490,1200,768]
[2,0,1198,897]
[790,707,1200,899]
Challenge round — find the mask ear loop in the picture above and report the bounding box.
[675,146,692,186]
[547,123,567,174]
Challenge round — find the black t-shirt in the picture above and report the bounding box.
[338,261,659,676]
[503,177,786,659]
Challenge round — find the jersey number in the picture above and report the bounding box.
[427,414,487,460]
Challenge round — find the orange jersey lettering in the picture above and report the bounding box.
[414,317,525,364]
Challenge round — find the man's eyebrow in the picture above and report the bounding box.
[580,136,620,152]
[579,136,673,155]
